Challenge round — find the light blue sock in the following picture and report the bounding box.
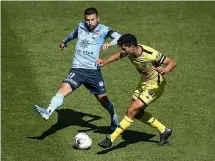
[47,93,64,115]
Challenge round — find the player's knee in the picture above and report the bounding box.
[95,94,108,104]
[58,83,72,96]
[95,93,107,100]
[127,102,145,118]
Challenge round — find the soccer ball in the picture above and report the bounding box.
[74,132,92,150]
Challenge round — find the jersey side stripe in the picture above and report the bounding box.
[158,55,166,64]
[107,30,115,37]
[157,74,161,84]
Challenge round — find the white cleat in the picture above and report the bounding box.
[33,105,50,120]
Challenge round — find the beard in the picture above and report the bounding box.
[88,24,96,30]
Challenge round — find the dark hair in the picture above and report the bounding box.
[117,33,138,47]
[84,8,98,16]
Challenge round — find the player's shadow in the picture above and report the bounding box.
[96,130,157,154]
[26,109,102,140]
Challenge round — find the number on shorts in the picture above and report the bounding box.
[68,73,75,78]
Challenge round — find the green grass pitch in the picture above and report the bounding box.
[2,1,215,161]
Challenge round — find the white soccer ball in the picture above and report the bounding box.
[74,132,92,150]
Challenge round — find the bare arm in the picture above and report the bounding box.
[96,51,126,66]
[155,56,176,75]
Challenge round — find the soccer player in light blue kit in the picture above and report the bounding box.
[34,8,120,132]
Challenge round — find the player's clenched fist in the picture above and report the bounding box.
[154,66,166,75]
[96,59,106,66]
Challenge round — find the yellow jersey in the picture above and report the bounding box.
[127,44,166,84]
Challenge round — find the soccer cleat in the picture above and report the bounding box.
[158,128,172,146]
[98,135,112,149]
[33,105,50,120]
[110,114,119,132]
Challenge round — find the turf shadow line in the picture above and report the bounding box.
[96,131,157,154]
[26,109,103,140]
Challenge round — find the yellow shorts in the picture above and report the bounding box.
[132,80,166,105]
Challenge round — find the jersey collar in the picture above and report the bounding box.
[136,45,144,58]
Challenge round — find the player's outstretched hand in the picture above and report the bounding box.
[102,43,112,50]
[96,59,105,67]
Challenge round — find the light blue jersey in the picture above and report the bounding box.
[62,22,121,69]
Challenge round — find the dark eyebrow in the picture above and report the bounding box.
[85,18,95,21]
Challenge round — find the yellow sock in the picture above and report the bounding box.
[110,115,133,142]
[138,111,166,133]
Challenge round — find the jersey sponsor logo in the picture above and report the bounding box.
[80,39,90,49]
[76,49,81,54]
[83,50,94,55]
[92,30,99,39]
[76,49,94,56]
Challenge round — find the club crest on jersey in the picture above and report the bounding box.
[92,30,99,39]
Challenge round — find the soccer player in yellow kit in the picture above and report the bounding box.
[97,33,176,148]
